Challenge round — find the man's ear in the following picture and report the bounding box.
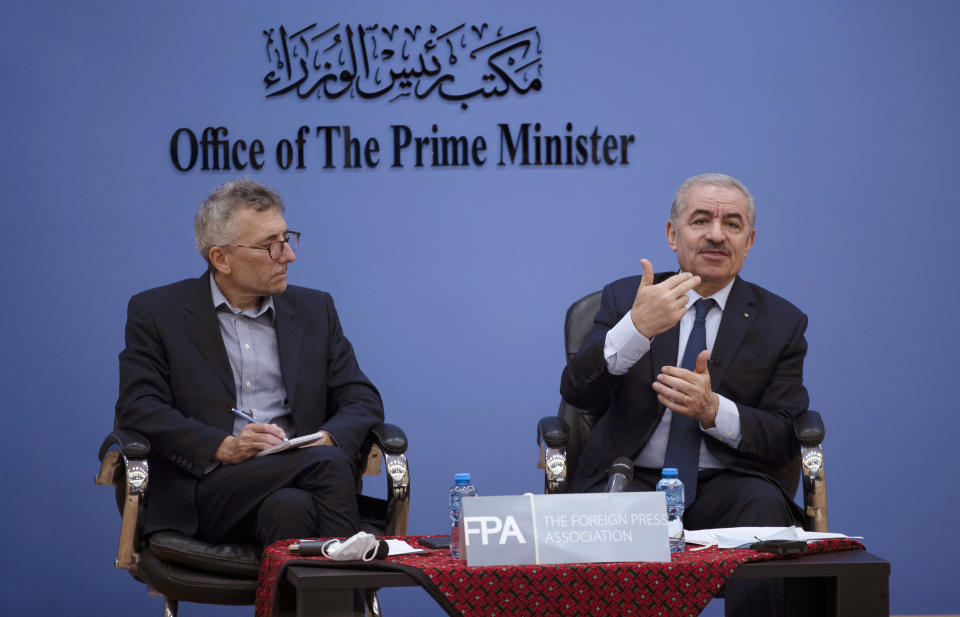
[208,246,231,275]
[666,219,678,252]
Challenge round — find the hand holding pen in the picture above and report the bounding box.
[215,408,288,463]
[231,407,289,441]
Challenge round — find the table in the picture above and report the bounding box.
[277,550,889,617]
[732,550,889,617]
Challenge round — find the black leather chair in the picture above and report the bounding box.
[97,423,410,616]
[537,291,827,532]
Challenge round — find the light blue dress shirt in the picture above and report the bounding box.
[210,276,295,438]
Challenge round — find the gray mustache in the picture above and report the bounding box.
[697,242,730,255]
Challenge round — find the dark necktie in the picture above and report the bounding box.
[663,298,715,506]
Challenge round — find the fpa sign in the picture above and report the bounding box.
[460,493,671,566]
[463,515,527,545]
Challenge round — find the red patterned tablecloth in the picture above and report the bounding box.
[256,536,864,617]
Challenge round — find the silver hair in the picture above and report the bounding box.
[194,178,285,263]
[670,173,756,229]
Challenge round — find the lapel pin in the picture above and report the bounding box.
[743,312,749,318]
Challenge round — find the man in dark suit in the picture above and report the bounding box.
[560,173,808,616]
[116,178,383,548]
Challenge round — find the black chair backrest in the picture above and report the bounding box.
[565,291,602,361]
[558,291,603,483]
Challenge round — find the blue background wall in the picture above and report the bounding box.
[2,1,958,614]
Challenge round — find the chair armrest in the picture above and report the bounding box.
[97,431,150,571]
[99,430,150,461]
[796,410,828,532]
[538,416,569,448]
[794,410,825,447]
[367,423,407,455]
[363,423,409,536]
[537,417,570,494]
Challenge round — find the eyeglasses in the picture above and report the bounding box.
[228,230,300,261]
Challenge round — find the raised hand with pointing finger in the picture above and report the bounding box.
[629,258,701,338]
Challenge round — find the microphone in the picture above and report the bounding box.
[605,457,634,493]
[289,536,390,560]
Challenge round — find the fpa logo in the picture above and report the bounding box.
[463,515,527,545]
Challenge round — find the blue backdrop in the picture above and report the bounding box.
[3,2,958,615]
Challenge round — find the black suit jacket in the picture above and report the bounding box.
[560,273,809,500]
[115,272,384,536]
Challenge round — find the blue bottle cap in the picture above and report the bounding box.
[454,473,472,483]
[661,467,679,478]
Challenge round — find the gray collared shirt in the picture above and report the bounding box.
[210,276,295,438]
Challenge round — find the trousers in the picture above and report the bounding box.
[194,445,360,548]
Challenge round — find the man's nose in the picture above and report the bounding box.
[706,220,725,241]
[278,241,296,263]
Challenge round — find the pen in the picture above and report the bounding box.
[231,407,289,441]
[231,407,256,423]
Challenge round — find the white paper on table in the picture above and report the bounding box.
[684,526,863,550]
[384,539,426,556]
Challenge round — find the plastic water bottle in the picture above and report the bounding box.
[656,467,686,553]
[449,473,477,559]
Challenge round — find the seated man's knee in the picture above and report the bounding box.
[256,488,317,545]
[737,479,794,525]
[260,487,315,515]
[294,446,357,489]
[326,446,355,474]
[689,473,795,528]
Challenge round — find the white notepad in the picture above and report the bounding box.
[256,431,326,457]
